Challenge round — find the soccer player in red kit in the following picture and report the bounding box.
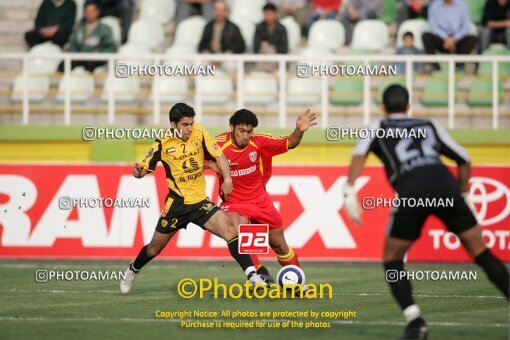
[205,108,317,283]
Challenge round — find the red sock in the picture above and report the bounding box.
[250,254,262,271]
[277,247,300,267]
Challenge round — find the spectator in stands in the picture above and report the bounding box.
[303,0,342,37]
[254,4,288,54]
[395,32,425,74]
[480,0,510,51]
[97,0,134,43]
[198,1,245,54]
[58,1,117,73]
[175,0,214,26]
[397,0,429,28]
[25,0,77,48]
[254,4,288,71]
[270,0,308,28]
[422,0,477,71]
[340,0,383,44]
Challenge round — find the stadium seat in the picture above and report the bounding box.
[127,20,165,50]
[280,16,301,51]
[466,79,503,107]
[287,78,321,105]
[28,43,62,74]
[421,78,455,107]
[11,76,50,102]
[57,68,94,102]
[347,48,376,66]
[100,16,122,46]
[101,76,140,102]
[118,44,152,66]
[231,18,256,52]
[351,20,389,50]
[165,45,197,65]
[307,20,345,51]
[197,71,233,105]
[73,0,84,23]
[244,72,278,105]
[375,78,406,104]
[299,46,333,65]
[151,77,189,104]
[477,47,510,76]
[172,16,207,50]
[230,0,265,24]
[330,78,363,106]
[380,0,397,25]
[396,19,429,51]
[139,0,175,24]
[464,0,485,24]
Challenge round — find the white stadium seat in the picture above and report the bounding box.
[231,18,255,52]
[11,76,50,102]
[287,78,321,105]
[28,43,62,74]
[307,20,345,51]
[280,16,301,51]
[396,19,429,50]
[352,20,389,50]
[230,0,265,24]
[198,71,233,105]
[73,0,84,23]
[139,0,175,24]
[165,45,197,65]
[118,44,152,66]
[244,72,278,105]
[151,77,189,103]
[127,20,165,50]
[57,68,94,102]
[100,16,122,46]
[172,16,207,50]
[101,76,140,102]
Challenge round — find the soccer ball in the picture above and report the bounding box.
[276,265,306,288]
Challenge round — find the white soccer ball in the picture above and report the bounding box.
[276,265,306,287]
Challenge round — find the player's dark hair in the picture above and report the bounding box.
[169,103,195,124]
[84,0,100,9]
[263,3,277,12]
[383,84,409,114]
[229,109,259,128]
[403,31,414,40]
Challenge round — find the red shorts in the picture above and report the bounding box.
[220,193,282,229]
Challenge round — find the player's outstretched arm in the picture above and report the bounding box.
[344,155,366,224]
[132,163,148,178]
[287,109,318,149]
[215,154,233,200]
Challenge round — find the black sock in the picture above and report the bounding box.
[474,248,509,299]
[132,245,155,272]
[384,260,416,310]
[227,237,255,275]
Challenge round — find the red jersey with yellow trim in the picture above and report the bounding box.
[215,132,288,203]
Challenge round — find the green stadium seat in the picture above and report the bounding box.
[464,0,485,24]
[330,78,363,106]
[466,79,503,107]
[380,0,397,25]
[347,49,376,67]
[375,78,406,104]
[421,78,456,107]
[477,47,510,76]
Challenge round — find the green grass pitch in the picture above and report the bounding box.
[0,261,507,339]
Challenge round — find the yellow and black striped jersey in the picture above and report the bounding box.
[141,123,222,204]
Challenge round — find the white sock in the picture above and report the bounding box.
[403,304,421,323]
[244,266,256,277]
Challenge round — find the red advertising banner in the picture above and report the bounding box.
[0,165,508,262]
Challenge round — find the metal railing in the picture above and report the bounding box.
[0,52,508,129]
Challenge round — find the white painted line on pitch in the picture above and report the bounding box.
[0,317,506,328]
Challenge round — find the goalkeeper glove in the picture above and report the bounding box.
[344,184,361,224]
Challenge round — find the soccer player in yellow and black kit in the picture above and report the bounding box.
[120,103,267,293]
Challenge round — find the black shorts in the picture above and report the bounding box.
[386,190,478,241]
[155,192,220,234]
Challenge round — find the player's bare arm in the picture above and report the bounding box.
[215,153,233,200]
[458,162,471,193]
[203,159,221,175]
[132,162,148,178]
[344,155,366,224]
[287,109,318,149]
